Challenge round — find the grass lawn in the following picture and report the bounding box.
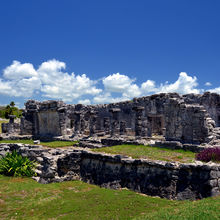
[0,140,78,148]
[0,175,219,220]
[92,145,196,163]
[0,120,8,133]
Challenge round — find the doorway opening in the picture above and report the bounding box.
[147,114,165,137]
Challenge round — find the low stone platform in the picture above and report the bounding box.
[0,143,220,200]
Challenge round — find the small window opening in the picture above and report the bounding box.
[70,119,74,129]
[218,115,220,127]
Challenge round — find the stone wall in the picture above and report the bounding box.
[20,92,220,144]
[1,115,20,134]
[164,98,215,143]
[80,151,220,200]
[1,123,20,134]
[0,143,220,200]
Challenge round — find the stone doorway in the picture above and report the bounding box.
[147,114,165,136]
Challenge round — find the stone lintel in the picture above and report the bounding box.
[132,106,144,111]
[109,108,121,113]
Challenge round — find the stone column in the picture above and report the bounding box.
[103,117,110,135]
[132,106,144,137]
[9,115,16,124]
[80,119,86,134]
[120,121,126,135]
[74,111,81,134]
[89,111,97,136]
[109,108,121,137]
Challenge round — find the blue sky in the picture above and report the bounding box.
[0,0,220,107]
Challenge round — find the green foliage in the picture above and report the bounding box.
[0,151,37,177]
[10,101,15,107]
[4,105,13,119]
[0,102,22,119]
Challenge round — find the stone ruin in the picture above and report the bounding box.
[1,92,220,200]
[15,92,220,145]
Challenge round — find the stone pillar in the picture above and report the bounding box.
[109,108,121,137]
[132,106,144,137]
[120,121,126,135]
[80,119,86,134]
[9,115,16,124]
[162,127,166,136]
[89,111,97,136]
[74,112,81,134]
[103,117,110,135]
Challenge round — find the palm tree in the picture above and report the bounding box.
[10,101,15,107]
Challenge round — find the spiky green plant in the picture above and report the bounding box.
[0,150,37,177]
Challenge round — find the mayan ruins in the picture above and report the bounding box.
[15,92,220,145]
[1,92,220,200]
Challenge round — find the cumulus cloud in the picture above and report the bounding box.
[141,72,200,95]
[141,80,157,93]
[209,87,220,94]
[101,73,141,101]
[3,60,38,80]
[0,59,101,101]
[78,99,91,105]
[38,59,101,102]
[0,61,41,97]
[93,72,201,103]
[93,92,129,104]
[205,82,212,86]
[1,60,219,104]
[103,73,136,93]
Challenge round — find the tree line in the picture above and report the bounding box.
[0,102,23,119]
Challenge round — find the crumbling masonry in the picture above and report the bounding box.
[1,92,220,200]
[19,92,220,144]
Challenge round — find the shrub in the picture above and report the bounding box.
[196,147,220,162]
[0,151,37,177]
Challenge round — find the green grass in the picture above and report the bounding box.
[92,145,196,163]
[0,120,8,133]
[0,175,219,220]
[0,140,78,148]
[135,196,220,220]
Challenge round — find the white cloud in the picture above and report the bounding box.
[78,99,91,105]
[0,61,41,97]
[3,60,37,80]
[0,59,101,101]
[141,72,200,95]
[0,60,218,105]
[38,60,101,102]
[141,80,157,93]
[158,72,200,94]
[93,92,129,104]
[209,87,220,94]
[103,73,136,93]
[102,72,141,100]
[205,82,212,86]
[122,84,141,98]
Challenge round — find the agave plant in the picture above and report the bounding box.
[0,150,37,177]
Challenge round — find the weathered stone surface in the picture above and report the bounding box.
[17,93,220,145]
[1,143,220,200]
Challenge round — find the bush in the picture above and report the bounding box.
[196,147,220,162]
[0,151,37,177]
[0,103,23,119]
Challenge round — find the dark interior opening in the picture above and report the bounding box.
[70,119,74,129]
[148,115,165,136]
[218,115,220,127]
